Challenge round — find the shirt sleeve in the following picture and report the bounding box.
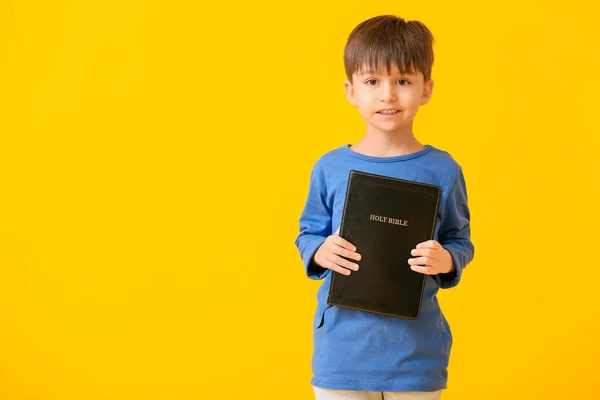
[434,168,475,289]
[294,162,332,280]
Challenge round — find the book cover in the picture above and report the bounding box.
[327,170,442,319]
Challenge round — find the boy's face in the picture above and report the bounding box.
[344,63,433,137]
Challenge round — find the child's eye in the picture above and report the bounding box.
[365,79,378,86]
[397,79,410,86]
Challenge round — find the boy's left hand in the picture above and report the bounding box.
[407,240,454,275]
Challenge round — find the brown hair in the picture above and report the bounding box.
[344,15,435,82]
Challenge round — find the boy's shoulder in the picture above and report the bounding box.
[317,144,347,160]
[426,146,464,172]
[309,145,348,170]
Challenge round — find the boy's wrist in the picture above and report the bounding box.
[439,259,457,280]
[439,246,454,274]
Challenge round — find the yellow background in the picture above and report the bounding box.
[1,0,599,399]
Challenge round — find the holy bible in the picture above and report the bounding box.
[327,170,442,319]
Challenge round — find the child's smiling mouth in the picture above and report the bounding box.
[376,109,401,117]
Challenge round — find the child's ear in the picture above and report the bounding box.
[344,79,357,106]
[420,79,434,105]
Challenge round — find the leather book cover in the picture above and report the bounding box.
[327,170,442,319]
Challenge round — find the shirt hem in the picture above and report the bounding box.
[311,376,448,392]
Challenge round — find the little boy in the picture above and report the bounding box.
[294,15,475,400]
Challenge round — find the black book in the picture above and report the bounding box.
[327,170,442,319]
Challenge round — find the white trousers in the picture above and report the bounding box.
[313,386,443,400]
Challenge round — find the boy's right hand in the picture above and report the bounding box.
[313,228,361,275]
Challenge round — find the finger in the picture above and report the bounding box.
[334,227,340,236]
[410,265,435,275]
[332,235,357,252]
[410,248,436,258]
[330,254,359,271]
[408,256,435,266]
[323,256,353,275]
[416,240,440,250]
[332,243,361,261]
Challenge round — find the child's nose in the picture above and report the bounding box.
[380,83,397,102]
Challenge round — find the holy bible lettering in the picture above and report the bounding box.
[369,214,408,227]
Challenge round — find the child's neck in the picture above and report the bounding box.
[350,132,424,158]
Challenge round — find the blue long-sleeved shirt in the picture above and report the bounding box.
[294,144,474,392]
